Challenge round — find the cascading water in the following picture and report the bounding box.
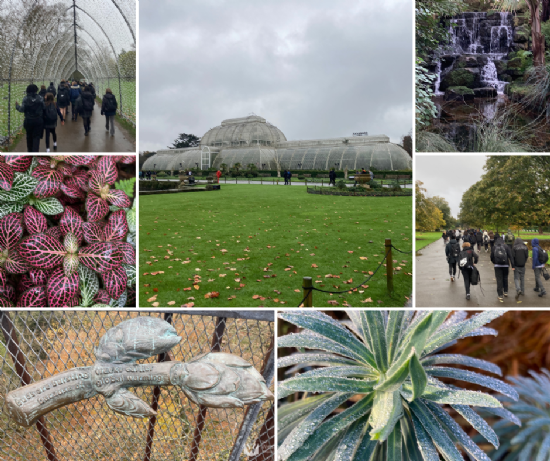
[481,60,507,94]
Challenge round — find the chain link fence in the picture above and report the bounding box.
[0,310,274,461]
[0,0,136,146]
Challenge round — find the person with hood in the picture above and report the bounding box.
[504,229,515,252]
[56,82,70,121]
[483,230,490,252]
[43,92,64,152]
[38,85,48,99]
[459,241,478,300]
[88,83,96,99]
[329,169,336,186]
[69,81,81,121]
[46,82,56,98]
[445,234,461,282]
[74,86,95,136]
[15,84,45,152]
[475,229,483,252]
[489,231,495,251]
[491,235,515,302]
[512,237,529,300]
[532,238,547,297]
[100,88,118,136]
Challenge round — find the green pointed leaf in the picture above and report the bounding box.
[387,420,402,461]
[278,376,375,399]
[369,390,403,442]
[393,314,433,372]
[0,173,38,202]
[363,311,388,371]
[35,197,64,215]
[386,311,405,363]
[333,414,370,461]
[402,384,502,408]
[114,178,136,199]
[452,405,499,449]
[410,411,445,461]
[291,366,376,381]
[278,353,359,369]
[353,433,378,460]
[278,332,363,364]
[375,348,415,392]
[409,353,427,402]
[278,394,334,428]
[421,354,502,376]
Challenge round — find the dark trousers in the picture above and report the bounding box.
[484,243,488,251]
[494,266,509,297]
[461,268,471,295]
[448,262,457,276]
[477,242,481,251]
[44,127,56,149]
[71,100,78,119]
[82,116,91,133]
[24,118,43,152]
[284,178,289,185]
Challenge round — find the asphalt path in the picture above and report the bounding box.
[415,239,550,308]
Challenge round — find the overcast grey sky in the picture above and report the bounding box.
[139,0,412,152]
[416,156,488,218]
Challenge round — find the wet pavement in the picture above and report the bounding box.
[415,240,550,308]
[14,101,135,153]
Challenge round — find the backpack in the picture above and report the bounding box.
[58,88,68,103]
[483,235,489,244]
[103,95,117,112]
[24,96,42,118]
[459,250,473,268]
[538,248,549,265]
[450,242,460,259]
[470,266,480,285]
[44,104,57,124]
[82,95,94,112]
[505,234,514,244]
[493,244,508,265]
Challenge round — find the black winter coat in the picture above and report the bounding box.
[445,239,460,264]
[491,239,515,268]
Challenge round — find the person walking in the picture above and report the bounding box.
[442,231,447,244]
[56,82,70,121]
[483,230,489,253]
[445,234,460,282]
[489,231,495,251]
[74,86,95,136]
[46,82,56,98]
[491,235,515,302]
[15,84,45,152]
[532,238,548,297]
[89,83,96,99]
[38,85,48,99]
[511,237,529,300]
[504,229,515,252]
[43,93,64,152]
[458,241,478,300]
[216,169,222,183]
[69,81,81,121]
[475,230,483,252]
[329,169,336,186]
[101,88,118,136]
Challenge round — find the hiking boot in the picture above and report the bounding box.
[466,294,470,300]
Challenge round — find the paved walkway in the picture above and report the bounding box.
[15,101,135,152]
[154,179,412,188]
[416,240,550,308]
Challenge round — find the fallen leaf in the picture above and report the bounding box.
[147,295,157,302]
[193,285,200,290]
[327,300,340,306]
[152,302,159,307]
[361,298,373,303]
[167,301,176,305]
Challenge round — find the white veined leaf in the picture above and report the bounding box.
[0,200,25,218]
[126,206,136,233]
[35,197,64,215]
[0,172,38,202]
[123,263,136,287]
[78,265,99,306]
[109,289,128,307]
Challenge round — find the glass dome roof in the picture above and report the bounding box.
[200,116,286,148]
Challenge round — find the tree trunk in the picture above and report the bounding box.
[528,2,546,67]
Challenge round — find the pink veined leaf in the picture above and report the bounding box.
[46,226,63,240]
[0,268,9,289]
[17,286,47,308]
[82,222,105,244]
[72,169,90,191]
[94,289,111,304]
[32,165,64,198]
[127,286,136,306]
[63,233,79,254]
[18,233,66,269]
[0,162,14,191]
[56,163,72,177]
[96,156,118,185]
[61,182,86,199]
[24,206,47,234]
[102,266,128,300]
[85,194,109,222]
[118,242,136,265]
[47,267,79,307]
[29,269,50,286]
[36,157,51,166]
[17,274,34,293]
[4,251,30,274]
[63,253,79,277]
[0,283,16,303]
[106,189,131,208]
[0,295,13,307]
[88,170,105,196]
[0,212,24,251]
[5,155,32,172]
[65,155,96,166]
[59,207,83,244]
[78,242,123,273]
[104,210,128,242]
[114,156,136,165]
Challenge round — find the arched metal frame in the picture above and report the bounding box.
[1,0,136,145]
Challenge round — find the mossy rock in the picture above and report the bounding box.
[445,86,475,101]
[494,60,507,76]
[505,82,531,102]
[441,69,476,91]
[514,25,530,43]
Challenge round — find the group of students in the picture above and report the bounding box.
[443,228,548,301]
[15,80,119,152]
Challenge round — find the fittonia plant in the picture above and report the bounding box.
[477,369,550,460]
[277,310,520,461]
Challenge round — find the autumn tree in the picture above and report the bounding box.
[416,181,446,231]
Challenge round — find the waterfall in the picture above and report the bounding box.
[490,12,513,56]
[434,60,443,95]
[481,60,507,94]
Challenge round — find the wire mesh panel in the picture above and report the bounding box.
[0,0,136,146]
[0,310,274,461]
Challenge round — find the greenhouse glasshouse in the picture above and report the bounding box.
[0,0,136,151]
[142,115,412,172]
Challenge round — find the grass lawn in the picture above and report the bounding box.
[139,184,412,307]
[415,232,444,251]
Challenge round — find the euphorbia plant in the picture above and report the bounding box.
[277,310,519,461]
